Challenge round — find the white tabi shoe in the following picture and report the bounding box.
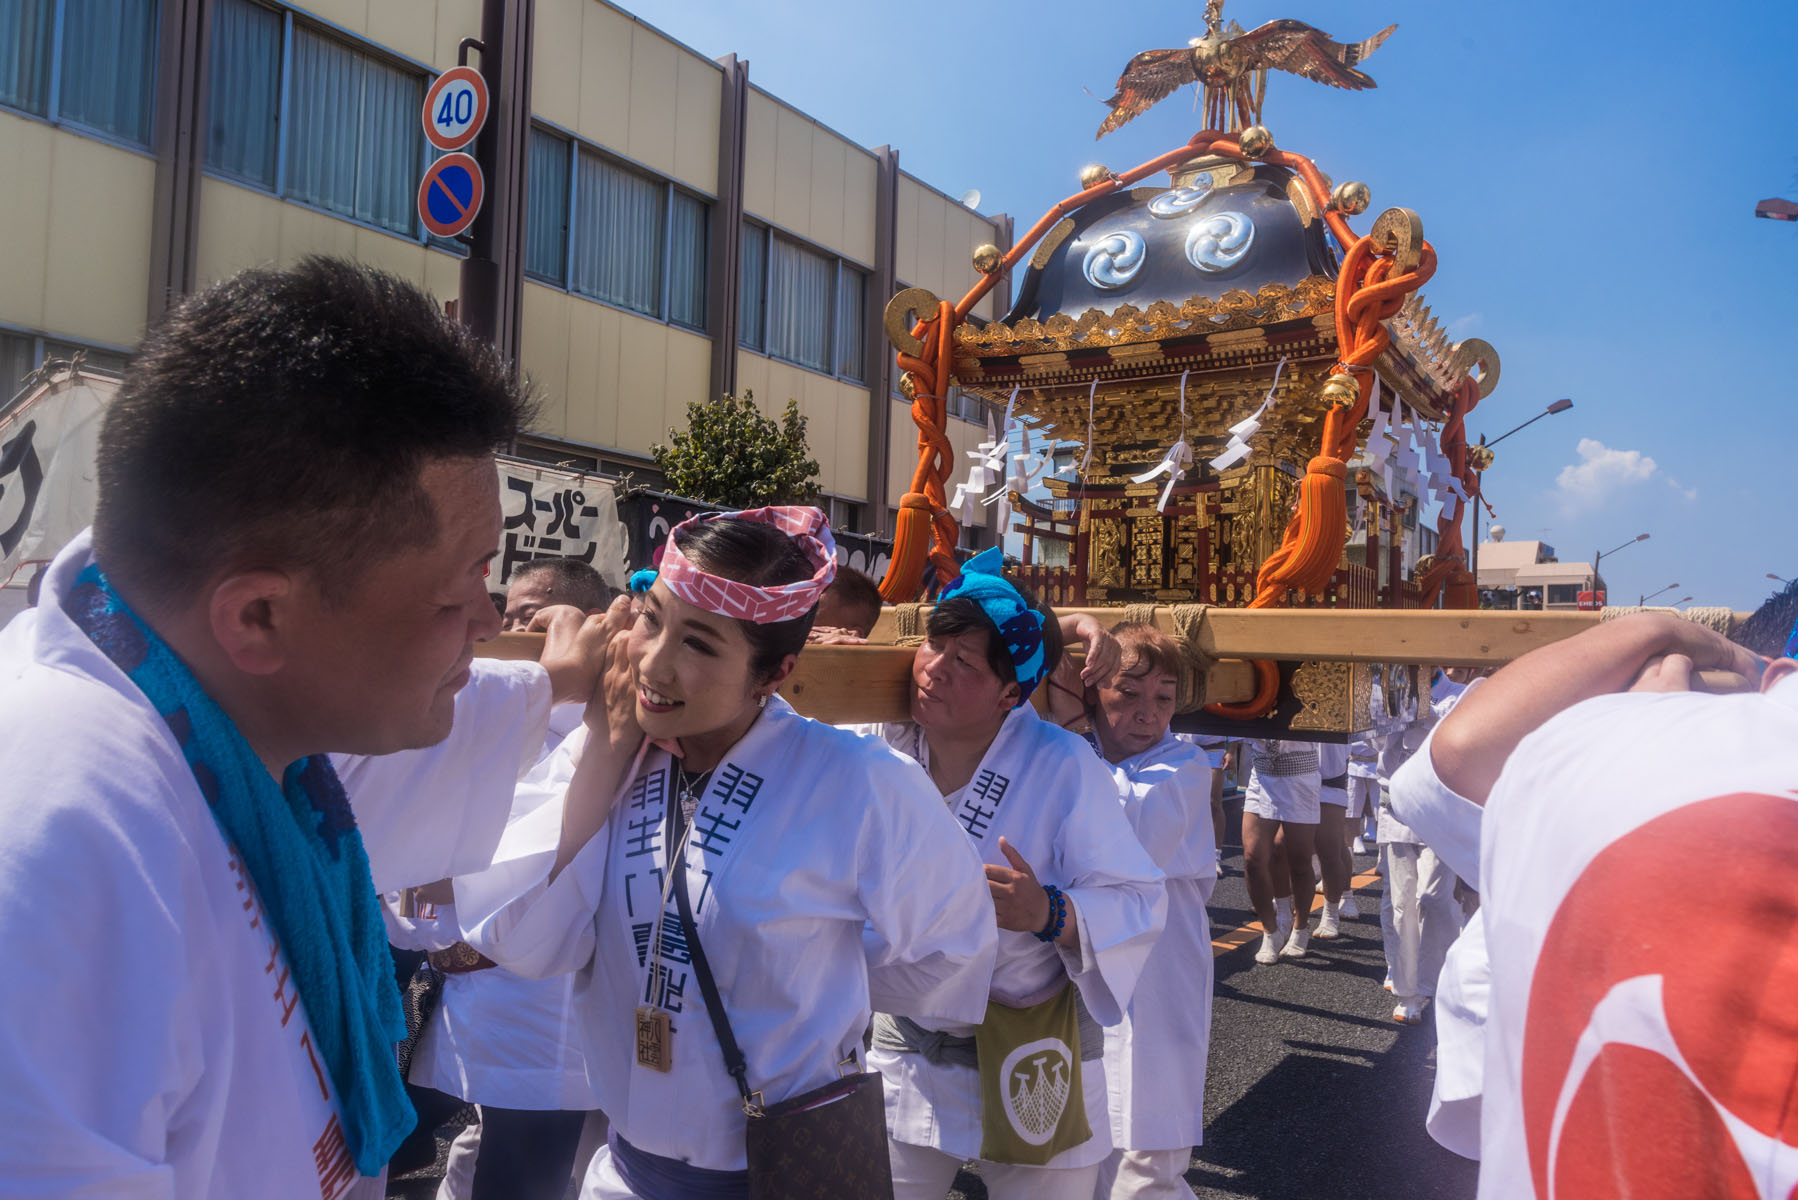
[1393,998,1426,1024]
[1314,902,1342,940]
[1339,893,1360,920]
[1352,837,1369,855]
[1255,927,1289,964]
[1279,926,1311,959]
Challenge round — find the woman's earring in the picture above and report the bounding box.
[757,693,769,710]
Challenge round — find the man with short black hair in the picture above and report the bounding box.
[502,557,612,631]
[811,564,884,639]
[0,257,609,1199]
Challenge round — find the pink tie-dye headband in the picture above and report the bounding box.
[657,506,837,624]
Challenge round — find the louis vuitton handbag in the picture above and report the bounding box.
[672,846,895,1200]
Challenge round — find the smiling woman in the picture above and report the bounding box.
[454,506,1000,1200]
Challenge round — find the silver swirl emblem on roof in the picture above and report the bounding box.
[1185,212,1254,273]
[1148,176,1214,217]
[1082,231,1146,290]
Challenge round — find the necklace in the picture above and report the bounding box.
[674,761,714,820]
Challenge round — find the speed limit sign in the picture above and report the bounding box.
[422,66,489,153]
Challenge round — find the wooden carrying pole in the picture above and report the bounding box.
[475,635,1258,725]
[474,607,1747,725]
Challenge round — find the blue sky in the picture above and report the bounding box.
[629,0,1793,612]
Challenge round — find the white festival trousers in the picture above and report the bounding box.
[435,1123,480,1200]
[1378,842,1461,1001]
[1092,1147,1193,1199]
[890,1138,1102,1200]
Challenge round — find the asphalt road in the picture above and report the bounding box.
[392,794,1481,1200]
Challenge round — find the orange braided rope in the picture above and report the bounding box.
[881,301,962,602]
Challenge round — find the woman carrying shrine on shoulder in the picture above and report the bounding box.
[455,508,998,1200]
[860,548,1167,1200]
[1080,622,1217,1199]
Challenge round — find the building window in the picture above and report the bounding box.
[1546,584,1580,606]
[741,224,867,383]
[945,386,984,423]
[203,4,426,238]
[1,0,160,146]
[667,189,708,330]
[768,235,832,372]
[834,264,865,383]
[285,25,422,236]
[546,143,706,330]
[524,125,570,284]
[738,224,766,352]
[573,150,663,316]
[1,330,131,403]
[205,0,281,187]
[1,331,34,402]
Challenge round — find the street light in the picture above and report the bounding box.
[1472,398,1575,604]
[1591,533,1650,604]
[1672,596,1693,608]
[1485,397,1575,448]
[1639,582,1680,605]
[1770,573,1792,587]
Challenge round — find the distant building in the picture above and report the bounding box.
[1476,535,1599,610]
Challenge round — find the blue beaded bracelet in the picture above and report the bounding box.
[1034,884,1068,942]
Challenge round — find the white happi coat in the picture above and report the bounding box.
[0,532,555,1200]
[1097,733,1215,1152]
[409,705,601,1112]
[865,705,1167,1168]
[455,696,998,1175]
[1475,675,1798,1198]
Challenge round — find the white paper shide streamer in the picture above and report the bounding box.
[1130,371,1195,512]
[1209,356,1289,471]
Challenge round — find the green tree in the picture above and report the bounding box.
[651,390,822,508]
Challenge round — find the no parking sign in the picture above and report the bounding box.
[422,65,489,152]
[417,153,484,238]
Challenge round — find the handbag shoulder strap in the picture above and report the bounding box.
[669,801,760,1114]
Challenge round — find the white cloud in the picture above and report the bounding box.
[1555,439,1659,507]
[1665,477,1699,501]
[1447,312,1483,336]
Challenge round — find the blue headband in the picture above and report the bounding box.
[1784,614,1798,661]
[938,546,1048,702]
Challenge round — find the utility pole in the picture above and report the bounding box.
[459,0,535,369]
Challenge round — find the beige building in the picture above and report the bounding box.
[0,0,1011,542]
[1475,536,1600,610]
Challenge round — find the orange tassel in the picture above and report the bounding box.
[880,496,935,604]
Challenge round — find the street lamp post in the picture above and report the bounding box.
[1471,398,1574,606]
[1770,573,1792,587]
[1639,582,1680,606]
[1591,533,1650,605]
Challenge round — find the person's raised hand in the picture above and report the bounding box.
[588,597,642,750]
[986,836,1052,933]
[1060,614,1121,687]
[532,597,632,708]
